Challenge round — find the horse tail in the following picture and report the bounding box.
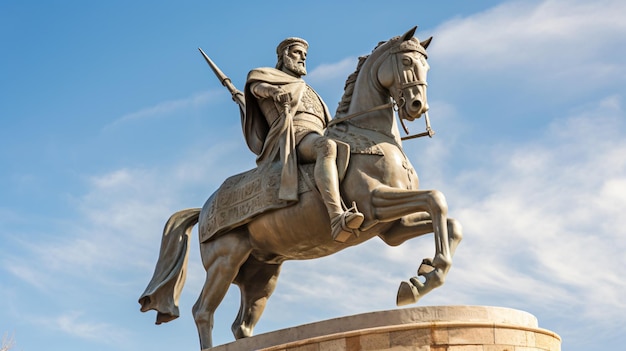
[138,208,201,324]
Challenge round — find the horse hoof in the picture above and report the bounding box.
[232,324,253,339]
[418,261,435,276]
[396,280,420,306]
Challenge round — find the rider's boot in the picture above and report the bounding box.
[330,202,364,243]
[314,138,364,242]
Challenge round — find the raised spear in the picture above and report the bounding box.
[198,47,245,111]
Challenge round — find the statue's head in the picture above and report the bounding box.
[276,37,308,77]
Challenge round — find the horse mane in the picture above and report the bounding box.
[335,39,393,117]
[335,55,369,117]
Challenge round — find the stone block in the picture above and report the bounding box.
[286,344,318,351]
[484,345,514,351]
[346,335,361,351]
[448,345,485,351]
[360,332,391,350]
[319,338,346,351]
[448,326,495,345]
[390,328,431,346]
[431,326,449,345]
[494,327,531,346]
[535,331,561,351]
[388,346,430,351]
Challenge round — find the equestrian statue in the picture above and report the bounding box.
[139,26,463,349]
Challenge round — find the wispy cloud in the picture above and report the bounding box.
[29,311,130,344]
[307,57,358,83]
[307,56,360,103]
[104,90,222,130]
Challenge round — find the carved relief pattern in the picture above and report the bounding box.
[201,164,315,242]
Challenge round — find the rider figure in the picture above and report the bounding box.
[243,37,364,242]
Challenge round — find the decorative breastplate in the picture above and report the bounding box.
[298,86,324,119]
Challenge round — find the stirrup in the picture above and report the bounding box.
[331,202,364,243]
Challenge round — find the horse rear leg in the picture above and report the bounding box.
[232,256,282,339]
[193,229,252,349]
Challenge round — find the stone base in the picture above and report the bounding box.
[208,305,561,351]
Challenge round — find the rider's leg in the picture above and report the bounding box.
[298,133,364,241]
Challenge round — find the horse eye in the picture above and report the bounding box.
[402,57,413,66]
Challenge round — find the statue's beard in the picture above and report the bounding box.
[284,56,307,76]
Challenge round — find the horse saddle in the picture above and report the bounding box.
[200,140,350,242]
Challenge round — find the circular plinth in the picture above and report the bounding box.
[207,305,561,351]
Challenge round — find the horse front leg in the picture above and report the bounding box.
[381,213,463,305]
[372,186,458,305]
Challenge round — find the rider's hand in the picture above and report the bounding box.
[274,90,292,104]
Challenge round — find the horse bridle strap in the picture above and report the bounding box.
[400,111,435,140]
[327,102,394,127]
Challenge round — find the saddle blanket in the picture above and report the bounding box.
[201,162,315,242]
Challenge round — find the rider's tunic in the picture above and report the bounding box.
[255,84,326,144]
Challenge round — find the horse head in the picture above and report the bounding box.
[375,26,432,122]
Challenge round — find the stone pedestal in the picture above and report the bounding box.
[208,305,561,351]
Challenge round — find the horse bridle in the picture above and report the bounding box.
[390,47,434,140]
[327,48,434,140]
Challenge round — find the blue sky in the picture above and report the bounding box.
[1,0,625,350]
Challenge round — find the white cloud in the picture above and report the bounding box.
[432,0,626,89]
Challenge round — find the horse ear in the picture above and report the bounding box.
[401,26,418,41]
[421,36,433,49]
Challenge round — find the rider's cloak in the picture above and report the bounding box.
[244,67,330,201]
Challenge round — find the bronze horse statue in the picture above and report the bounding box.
[139,27,462,349]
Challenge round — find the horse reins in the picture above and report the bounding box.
[327,102,394,127]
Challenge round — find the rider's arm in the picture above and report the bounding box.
[250,82,291,103]
[250,82,280,98]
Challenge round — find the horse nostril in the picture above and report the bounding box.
[411,100,422,111]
